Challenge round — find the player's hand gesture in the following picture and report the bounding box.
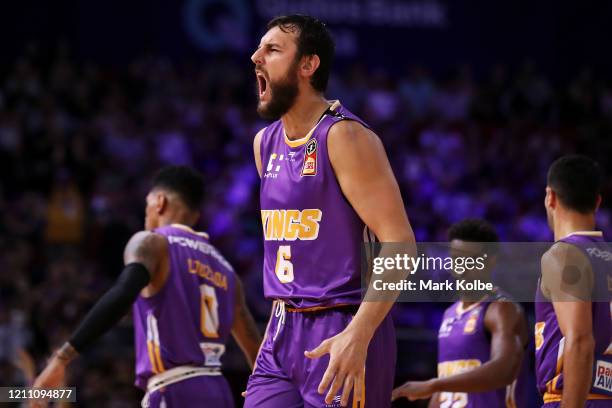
[391,379,437,401]
[304,327,369,407]
[29,357,67,408]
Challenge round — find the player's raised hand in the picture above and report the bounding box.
[304,327,369,407]
[391,379,437,401]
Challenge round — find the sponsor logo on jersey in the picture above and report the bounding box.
[586,247,612,262]
[301,139,317,176]
[200,342,226,367]
[168,235,233,271]
[264,153,283,178]
[593,360,612,393]
[260,209,322,241]
[438,317,454,338]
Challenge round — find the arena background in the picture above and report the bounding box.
[1,1,612,406]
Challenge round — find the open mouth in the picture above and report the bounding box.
[256,71,268,99]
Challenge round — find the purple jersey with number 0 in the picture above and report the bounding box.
[535,232,612,403]
[259,101,370,308]
[132,224,236,389]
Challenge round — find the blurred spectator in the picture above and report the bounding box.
[432,66,474,122]
[399,65,435,120]
[0,302,35,386]
[45,172,85,245]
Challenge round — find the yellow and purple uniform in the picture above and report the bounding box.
[133,224,236,407]
[535,231,612,407]
[437,291,530,407]
[246,101,396,408]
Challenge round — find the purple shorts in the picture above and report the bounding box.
[244,304,396,408]
[145,375,233,407]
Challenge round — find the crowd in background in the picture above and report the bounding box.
[1,43,612,406]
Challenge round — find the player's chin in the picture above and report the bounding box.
[256,100,270,115]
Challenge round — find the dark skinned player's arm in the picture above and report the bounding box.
[31,231,165,396]
[54,231,166,363]
[541,244,594,408]
[432,302,527,393]
[231,278,262,369]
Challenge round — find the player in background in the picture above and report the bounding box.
[31,166,261,407]
[0,310,36,387]
[392,219,530,407]
[248,14,415,408]
[536,155,612,407]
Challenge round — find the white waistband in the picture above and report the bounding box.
[142,366,221,408]
[146,365,221,393]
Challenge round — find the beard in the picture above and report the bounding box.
[256,62,299,120]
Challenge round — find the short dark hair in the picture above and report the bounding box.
[547,155,602,213]
[151,166,205,211]
[267,14,335,92]
[448,219,499,253]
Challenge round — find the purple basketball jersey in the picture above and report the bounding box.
[259,101,370,308]
[437,291,529,407]
[535,232,612,403]
[133,224,236,389]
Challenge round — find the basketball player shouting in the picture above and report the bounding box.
[247,15,415,408]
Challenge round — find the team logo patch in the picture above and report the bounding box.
[301,139,317,176]
[463,310,479,334]
[593,360,612,394]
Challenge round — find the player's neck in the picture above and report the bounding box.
[553,211,596,241]
[460,291,489,306]
[158,210,198,229]
[281,93,330,140]
[159,220,193,228]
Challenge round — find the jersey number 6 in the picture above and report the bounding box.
[275,245,294,283]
